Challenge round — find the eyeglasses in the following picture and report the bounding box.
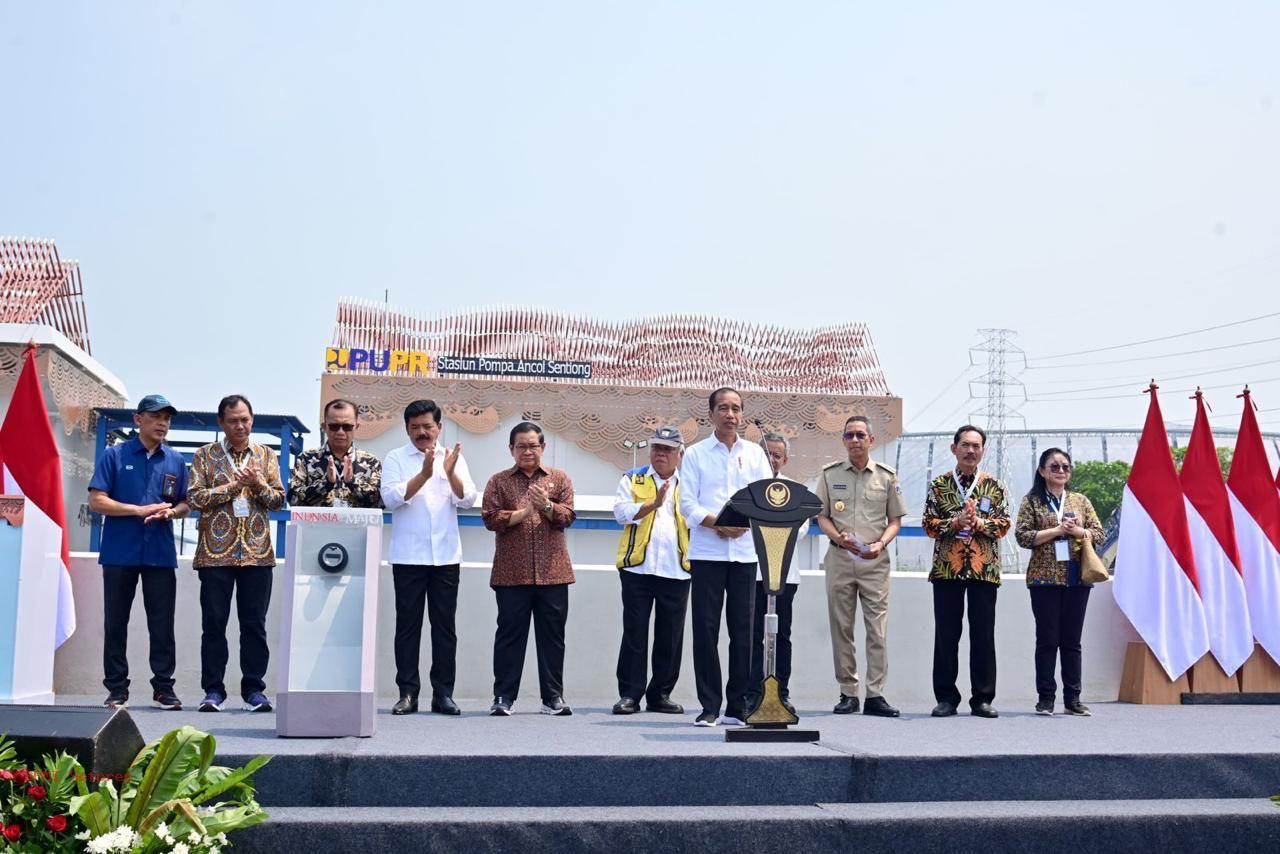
[842,432,870,441]
[326,423,356,432]
[1047,463,1072,473]
[514,444,543,452]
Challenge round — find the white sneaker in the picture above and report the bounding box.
[717,714,746,727]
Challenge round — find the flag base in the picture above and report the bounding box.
[1189,655,1238,694]
[1239,644,1280,693]
[1118,642,1190,704]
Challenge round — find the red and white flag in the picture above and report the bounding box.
[0,345,77,647]
[1180,391,1252,676]
[1225,388,1280,665]
[1114,383,1209,679]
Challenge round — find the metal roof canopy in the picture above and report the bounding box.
[90,408,310,557]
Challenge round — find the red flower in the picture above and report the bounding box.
[12,768,29,784]
[2,824,20,842]
[27,784,47,800]
[46,815,67,833]
[0,770,13,780]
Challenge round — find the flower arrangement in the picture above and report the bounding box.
[1,726,269,853]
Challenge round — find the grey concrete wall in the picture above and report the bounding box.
[55,552,1140,710]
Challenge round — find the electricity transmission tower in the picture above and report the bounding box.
[969,329,1027,569]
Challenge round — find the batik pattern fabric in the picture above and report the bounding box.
[922,470,1011,585]
[1014,490,1105,586]
[287,447,383,508]
[188,441,286,568]
[481,465,576,587]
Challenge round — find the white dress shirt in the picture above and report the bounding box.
[381,442,477,566]
[613,466,688,581]
[755,473,808,586]
[678,434,774,562]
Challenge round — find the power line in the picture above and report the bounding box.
[909,365,975,424]
[1027,375,1280,403]
[1023,335,1280,370]
[1026,310,1280,362]
[1030,358,1280,396]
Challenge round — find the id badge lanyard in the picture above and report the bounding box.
[223,439,254,517]
[952,471,980,538]
[1049,492,1071,562]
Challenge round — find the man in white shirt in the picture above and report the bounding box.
[381,399,477,716]
[678,388,775,726]
[747,432,807,716]
[611,426,691,716]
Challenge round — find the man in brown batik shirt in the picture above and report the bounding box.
[480,421,576,717]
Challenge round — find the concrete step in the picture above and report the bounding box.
[234,749,1280,807]
[234,799,1280,853]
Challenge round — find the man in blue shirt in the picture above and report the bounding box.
[88,394,190,710]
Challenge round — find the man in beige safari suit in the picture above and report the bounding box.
[816,415,906,717]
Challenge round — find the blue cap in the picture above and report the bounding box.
[650,425,684,448]
[136,394,177,416]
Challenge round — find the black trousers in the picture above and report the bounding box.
[198,565,273,701]
[750,581,798,698]
[493,583,569,703]
[102,565,177,694]
[932,579,998,708]
[392,563,460,698]
[1030,585,1091,702]
[616,571,690,702]
[690,560,757,716]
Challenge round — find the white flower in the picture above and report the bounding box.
[86,825,141,853]
[157,821,175,843]
[76,829,92,840]
[215,832,228,843]
[171,843,190,854]
[187,830,202,844]
[209,847,221,854]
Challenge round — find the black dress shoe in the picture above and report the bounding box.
[612,697,640,715]
[1063,700,1092,716]
[863,696,900,718]
[781,696,797,716]
[645,697,684,714]
[391,696,418,715]
[431,695,461,715]
[971,702,999,719]
[931,701,958,717]
[489,696,512,716]
[833,694,860,715]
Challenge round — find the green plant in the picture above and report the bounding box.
[1069,459,1131,524]
[1,734,88,852]
[69,725,270,853]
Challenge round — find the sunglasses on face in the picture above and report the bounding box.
[842,432,869,441]
[326,423,356,432]
[1047,462,1071,473]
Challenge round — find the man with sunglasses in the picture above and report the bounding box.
[287,399,383,509]
[816,415,907,717]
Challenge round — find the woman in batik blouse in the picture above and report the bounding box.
[1014,447,1104,719]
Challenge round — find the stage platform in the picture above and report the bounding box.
[55,696,1280,852]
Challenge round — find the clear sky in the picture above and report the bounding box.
[4,2,1279,438]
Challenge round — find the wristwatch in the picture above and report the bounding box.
[543,501,553,513]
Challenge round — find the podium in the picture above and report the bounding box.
[0,496,61,704]
[277,507,382,737]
